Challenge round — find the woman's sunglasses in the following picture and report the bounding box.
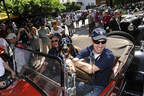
[93,40,106,44]
[51,40,59,43]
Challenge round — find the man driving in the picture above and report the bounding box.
[74,28,114,96]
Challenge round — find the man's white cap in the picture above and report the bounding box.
[6,33,16,39]
[114,9,120,14]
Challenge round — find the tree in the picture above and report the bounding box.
[63,2,81,12]
[0,0,65,16]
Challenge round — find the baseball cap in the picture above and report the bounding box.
[90,28,106,40]
[50,33,61,39]
[6,33,16,39]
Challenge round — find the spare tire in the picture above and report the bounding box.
[107,31,135,44]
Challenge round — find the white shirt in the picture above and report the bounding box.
[0,58,5,77]
[93,50,100,59]
[74,14,78,21]
[58,15,61,20]
[65,18,71,26]
[51,26,64,34]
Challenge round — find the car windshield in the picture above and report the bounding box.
[16,48,63,95]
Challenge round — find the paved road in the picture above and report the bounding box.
[72,24,91,49]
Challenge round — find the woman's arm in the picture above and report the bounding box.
[3,62,15,78]
[17,28,23,41]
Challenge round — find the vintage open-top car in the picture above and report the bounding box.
[0,30,141,96]
[0,0,143,95]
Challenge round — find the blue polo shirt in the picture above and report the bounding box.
[76,45,114,87]
[48,48,63,60]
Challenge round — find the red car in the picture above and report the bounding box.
[0,31,136,96]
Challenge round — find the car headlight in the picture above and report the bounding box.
[128,23,134,31]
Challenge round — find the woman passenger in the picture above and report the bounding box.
[48,33,62,59]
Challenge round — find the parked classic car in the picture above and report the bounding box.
[120,13,144,45]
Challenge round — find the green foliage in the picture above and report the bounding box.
[112,0,141,6]
[0,0,65,16]
[113,0,127,5]
[63,2,81,12]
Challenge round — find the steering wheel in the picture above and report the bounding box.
[76,67,92,83]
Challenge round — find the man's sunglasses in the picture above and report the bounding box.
[51,40,59,43]
[93,40,107,44]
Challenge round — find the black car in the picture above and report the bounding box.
[120,14,144,45]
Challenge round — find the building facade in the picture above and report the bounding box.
[77,0,96,9]
[59,0,96,10]
[59,0,77,4]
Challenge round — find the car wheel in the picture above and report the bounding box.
[107,31,135,44]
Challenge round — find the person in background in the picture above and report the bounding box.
[6,27,14,34]
[94,11,100,28]
[28,26,41,52]
[70,15,75,36]
[55,17,61,26]
[51,20,64,35]
[38,23,51,54]
[0,23,7,38]
[88,11,95,35]
[57,14,62,21]
[102,10,111,31]
[65,16,72,36]
[6,33,31,73]
[109,10,121,32]
[74,13,79,28]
